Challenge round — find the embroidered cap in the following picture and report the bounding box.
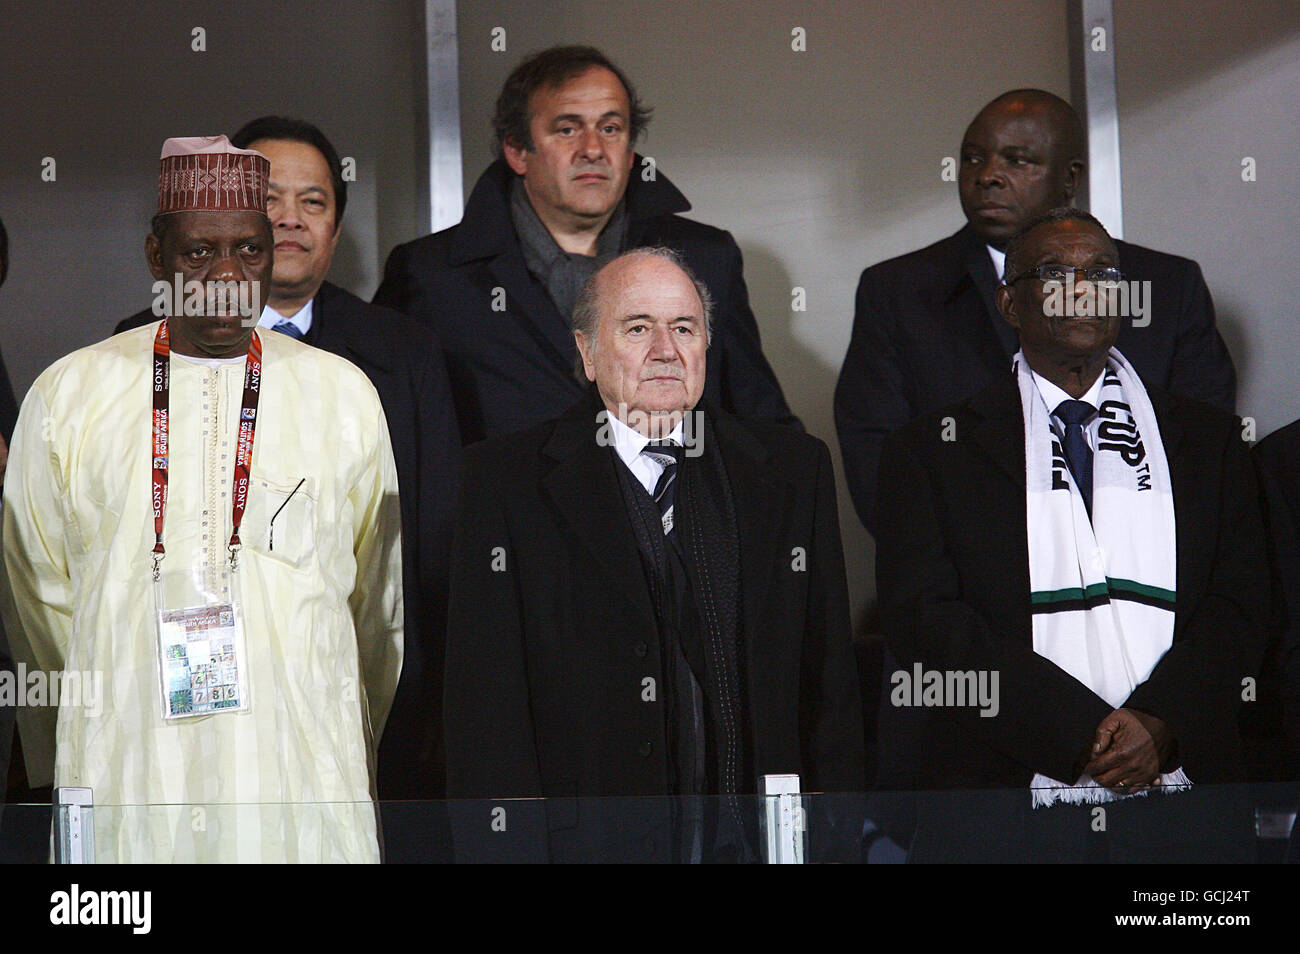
[156,135,269,216]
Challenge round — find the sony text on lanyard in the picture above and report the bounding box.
[151,319,263,580]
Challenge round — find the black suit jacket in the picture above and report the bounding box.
[1254,419,1300,756]
[0,346,17,445]
[0,346,16,801]
[836,224,1237,534]
[116,281,462,798]
[875,376,1268,794]
[374,158,799,445]
[443,393,863,861]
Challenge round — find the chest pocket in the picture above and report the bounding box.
[245,476,318,571]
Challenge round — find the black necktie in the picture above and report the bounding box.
[1054,399,1096,515]
[642,440,683,536]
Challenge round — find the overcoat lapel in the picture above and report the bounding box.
[489,248,578,377]
[540,395,656,624]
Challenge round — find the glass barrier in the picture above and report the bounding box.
[1,784,1295,863]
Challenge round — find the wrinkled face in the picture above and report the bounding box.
[503,65,635,226]
[998,219,1121,362]
[251,138,340,302]
[959,100,1079,249]
[576,255,708,432]
[146,210,272,357]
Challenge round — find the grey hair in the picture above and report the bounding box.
[1003,206,1115,285]
[570,246,714,382]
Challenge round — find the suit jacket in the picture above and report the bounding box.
[1254,419,1300,755]
[373,158,799,445]
[0,348,16,800]
[0,347,17,444]
[443,392,863,861]
[836,224,1238,534]
[875,374,1269,795]
[116,281,462,799]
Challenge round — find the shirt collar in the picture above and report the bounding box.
[1027,361,1106,416]
[986,244,1007,282]
[258,298,314,336]
[607,411,685,471]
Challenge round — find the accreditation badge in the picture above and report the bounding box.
[154,570,251,721]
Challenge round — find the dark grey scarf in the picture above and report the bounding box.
[510,176,628,320]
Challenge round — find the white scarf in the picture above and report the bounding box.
[1016,348,1191,807]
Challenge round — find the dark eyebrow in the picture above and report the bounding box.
[552,110,626,125]
[267,180,328,196]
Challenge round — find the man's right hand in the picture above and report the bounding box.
[1082,708,1173,793]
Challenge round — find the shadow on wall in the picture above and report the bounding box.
[331,228,367,296]
[1213,305,1248,397]
[741,244,880,641]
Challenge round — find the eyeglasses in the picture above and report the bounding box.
[1005,264,1124,286]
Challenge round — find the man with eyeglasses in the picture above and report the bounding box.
[874,207,1267,862]
[835,89,1235,537]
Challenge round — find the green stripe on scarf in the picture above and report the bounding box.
[1030,581,1111,606]
[1031,577,1176,613]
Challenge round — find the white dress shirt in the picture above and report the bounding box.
[987,245,1007,282]
[1030,364,1106,451]
[607,412,685,496]
[257,298,314,337]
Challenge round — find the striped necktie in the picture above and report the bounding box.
[272,320,305,340]
[642,440,683,536]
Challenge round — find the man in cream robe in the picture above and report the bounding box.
[0,137,403,863]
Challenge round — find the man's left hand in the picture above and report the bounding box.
[1084,708,1173,792]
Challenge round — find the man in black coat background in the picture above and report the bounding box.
[114,119,462,830]
[0,212,18,810]
[374,44,798,446]
[443,248,863,863]
[836,89,1237,537]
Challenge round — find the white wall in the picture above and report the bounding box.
[0,0,422,391]
[1116,0,1300,438]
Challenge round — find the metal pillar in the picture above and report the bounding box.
[422,0,464,233]
[1068,0,1124,238]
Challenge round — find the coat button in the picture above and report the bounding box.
[637,741,652,757]
[634,641,648,658]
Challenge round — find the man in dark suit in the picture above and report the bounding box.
[444,248,863,863]
[0,213,17,445]
[1256,421,1300,758]
[875,209,1267,862]
[1254,420,1300,859]
[836,89,1236,535]
[374,45,798,446]
[0,211,17,807]
[115,118,461,814]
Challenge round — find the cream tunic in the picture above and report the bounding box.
[1,323,403,862]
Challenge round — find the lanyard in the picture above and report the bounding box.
[151,319,263,579]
